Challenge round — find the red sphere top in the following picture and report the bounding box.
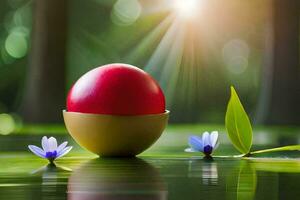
[67,63,165,115]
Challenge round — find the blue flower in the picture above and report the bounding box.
[28,136,72,163]
[185,131,219,157]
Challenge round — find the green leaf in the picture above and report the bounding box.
[225,86,253,154]
[251,145,300,155]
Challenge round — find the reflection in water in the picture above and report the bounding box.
[188,159,218,185]
[32,164,72,188]
[236,162,256,200]
[67,158,167,200]
[40,165,60,188]
[223,160,258,200]
[186,159,258,199]
[202,162,218,185]
[31,163,72,175]
[29,163,72,200]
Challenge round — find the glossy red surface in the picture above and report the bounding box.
[67,63,165,115]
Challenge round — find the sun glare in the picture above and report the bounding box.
[173,0,199,19]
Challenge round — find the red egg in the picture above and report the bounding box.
[67,63,165,115]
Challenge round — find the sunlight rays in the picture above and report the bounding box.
[124,15,174,63]
[89,0,209,112]
[158,21,185,107]
[137,6,204,113]
[143,19,204,112]
[144,16,181,76]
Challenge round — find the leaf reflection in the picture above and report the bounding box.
[230,158,300,200]
[237,162,257,200]
[248,158,300,173]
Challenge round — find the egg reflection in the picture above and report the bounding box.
[67,158,167,200]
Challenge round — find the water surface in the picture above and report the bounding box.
[1,129,300,200]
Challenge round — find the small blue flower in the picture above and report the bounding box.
[185,131,219,157]
[28,136,72,163]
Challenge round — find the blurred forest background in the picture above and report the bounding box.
[0,0,299,134]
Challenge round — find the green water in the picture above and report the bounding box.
[1,127,300,199]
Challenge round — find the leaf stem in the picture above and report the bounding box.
[242,152,252,157]
[250,145,300,155]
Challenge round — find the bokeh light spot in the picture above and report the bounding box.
[222,39,250,74]
[226,56,248,74]
[0,113,16,135]
[5,30,28,58]
[111,0,142,26]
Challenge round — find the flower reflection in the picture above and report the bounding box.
[202,162,218,185]
[30,163,72,197]
[31,163,72,175]
[67,158,167,200]
[188,159,218,185]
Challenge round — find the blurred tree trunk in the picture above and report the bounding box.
[21,0,68,123]
[256,0,300,125]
